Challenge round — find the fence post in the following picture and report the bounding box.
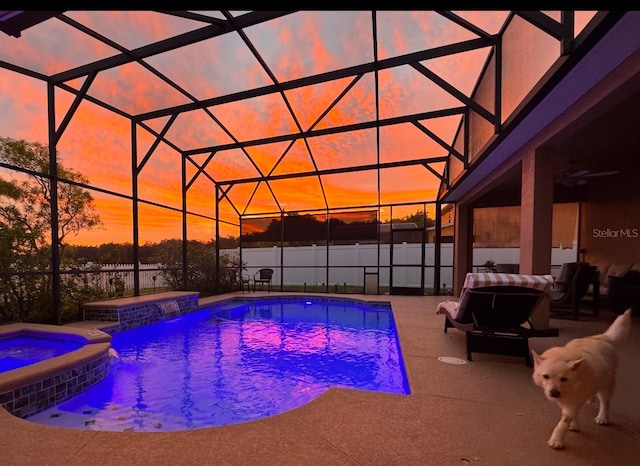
[312,244,317,286]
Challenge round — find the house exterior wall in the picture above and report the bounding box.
[472,203,579,248]
[580,167,640,267]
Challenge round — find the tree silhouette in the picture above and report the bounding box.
[0,137,103,322]
[0,137,103,261]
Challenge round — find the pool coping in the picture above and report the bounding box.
[0,323,112,417]
[197,292,393,310]
[82,290,199,311]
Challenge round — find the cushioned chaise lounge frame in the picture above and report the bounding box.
[436,273,559,366]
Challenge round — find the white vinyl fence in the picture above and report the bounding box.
[222,241,578,290]
[78,242,577,293]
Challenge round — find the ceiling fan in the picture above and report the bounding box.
[555,160,620,187]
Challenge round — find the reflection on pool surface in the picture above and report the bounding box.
[0,336,83,374]
[27,297,410,432]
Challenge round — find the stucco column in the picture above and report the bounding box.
[520,149,553,328]
[453,203,473,297]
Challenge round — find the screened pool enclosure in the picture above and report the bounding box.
[0,11,623,323]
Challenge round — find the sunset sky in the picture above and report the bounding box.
[0,11,596,246]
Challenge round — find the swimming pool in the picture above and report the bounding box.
[26,296,410,432]
[0,335,84,373]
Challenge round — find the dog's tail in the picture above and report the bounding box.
[602,308,632,344]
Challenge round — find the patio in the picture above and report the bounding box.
[2,293,639,465]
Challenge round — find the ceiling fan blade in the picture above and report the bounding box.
[556,161,619,187]
[558,177,582,187]
[582,170,620,178]
[571,169,590,177]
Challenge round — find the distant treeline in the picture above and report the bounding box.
[64,237,240,265]
[241,211,433,244]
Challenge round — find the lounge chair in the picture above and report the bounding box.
[550,262,598,320]
[253,268,274,292]
[436,273,558,366]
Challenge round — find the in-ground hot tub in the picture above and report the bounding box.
[0,323,112,418]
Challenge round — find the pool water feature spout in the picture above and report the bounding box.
[108,347,120,361]
[157,300,181,319]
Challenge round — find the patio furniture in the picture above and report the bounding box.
[591,261,640,303]
[550,262,598,320]
[608,269,640,315]
[496,263,519,274]
[240,274,251,293]
[436,272,558,366]
[253,268,274,292]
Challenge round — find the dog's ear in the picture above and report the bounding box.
[568,358,584,370]
[531,350,542,366]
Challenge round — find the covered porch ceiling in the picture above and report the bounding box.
[469,80,640,208]
[442,11,640,209]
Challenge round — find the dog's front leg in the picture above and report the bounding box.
[548,406,578,449]
[595,392,611,425]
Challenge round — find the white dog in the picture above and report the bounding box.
[531,309,632,449]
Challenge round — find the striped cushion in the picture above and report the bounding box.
[462,273,554,292]
[437,273,554,321]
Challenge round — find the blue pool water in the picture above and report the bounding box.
[26,297,410,432]
[0,336,83,373]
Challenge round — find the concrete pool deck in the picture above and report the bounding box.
[2,293,639,465]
